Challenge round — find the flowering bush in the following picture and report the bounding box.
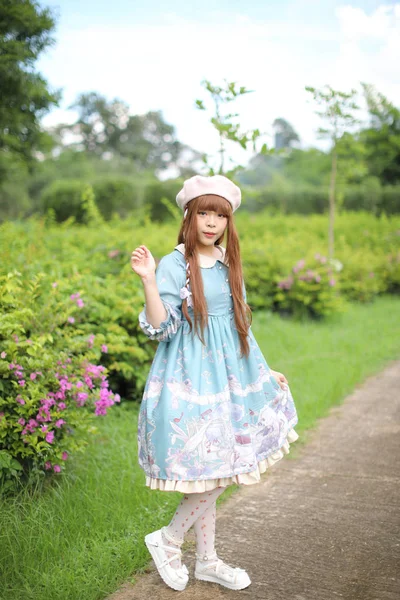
[271,254,345,319]
[0,271,120,495]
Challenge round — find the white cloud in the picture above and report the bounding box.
[40,4,400,170]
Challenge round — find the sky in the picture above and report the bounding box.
[38,0,400,173]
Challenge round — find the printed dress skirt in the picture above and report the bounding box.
[137,246,299,493]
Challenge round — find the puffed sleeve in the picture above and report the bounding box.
[138,252,186,343]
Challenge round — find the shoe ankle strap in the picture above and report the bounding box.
[162,526,184,547]
[195,550,218,562]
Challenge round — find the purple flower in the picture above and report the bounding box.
[46,431,55,444]
[53,465,61,473]
[18,379,25,386]
[55,419,66,428]
[76,392,88,406]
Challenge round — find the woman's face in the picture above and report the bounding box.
[196,209,228,249]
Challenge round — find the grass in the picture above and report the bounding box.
[1,294,400,600]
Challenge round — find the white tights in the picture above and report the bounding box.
[161,486,226,569]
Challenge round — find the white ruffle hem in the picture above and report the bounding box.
[145,427,299,493]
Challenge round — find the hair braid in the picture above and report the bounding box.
[185,260,193,307]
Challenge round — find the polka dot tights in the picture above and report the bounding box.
[162,486,225,569]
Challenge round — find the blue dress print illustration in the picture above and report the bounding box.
[137,243,299,493]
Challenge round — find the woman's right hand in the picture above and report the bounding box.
[131,245,156,279]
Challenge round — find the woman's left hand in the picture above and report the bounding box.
[270,369,289,390]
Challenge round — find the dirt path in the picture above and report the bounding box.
[108,360,400,600]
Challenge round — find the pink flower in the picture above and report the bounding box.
[58,402,66,410]
[329,278,336,286]
[26,339,32,345]
[46,431,55,444]
[101,344,108,353]
[13,335,19,343]
[45,461,52,470]
[76,392,88,406]
[70,292,80,300]
[53,464,61,473]
[62,451,68,461]
[52,282,58,288]
[41,425,49,433]
[18,379,25,386]
[30,372,37,380]
[18,418,25,426]
[67,316,75,324]
[76,298,85,308]
[16,395,25,405]
[0,351,6,359]
[55,419,66,428]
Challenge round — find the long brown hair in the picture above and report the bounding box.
[177,193,252,358]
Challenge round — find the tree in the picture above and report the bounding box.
[305,84,359,258]
[195,79,268,177]
[360,83,400,185]
[0,0,60,183]
[50,92,202,176]
[272,118,300,150]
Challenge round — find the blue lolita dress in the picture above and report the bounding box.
[137,243,299,493]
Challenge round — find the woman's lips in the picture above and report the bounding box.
[203,232,216,237]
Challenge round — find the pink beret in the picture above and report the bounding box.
[176,175,241,213]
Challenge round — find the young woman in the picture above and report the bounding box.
[131,174,299,591]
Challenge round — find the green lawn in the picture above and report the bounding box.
[1,295,400,600]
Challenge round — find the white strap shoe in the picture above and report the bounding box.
[145,526,189,591]
[195,551,251,590]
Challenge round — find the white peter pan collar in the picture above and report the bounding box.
[174,243,228,268]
